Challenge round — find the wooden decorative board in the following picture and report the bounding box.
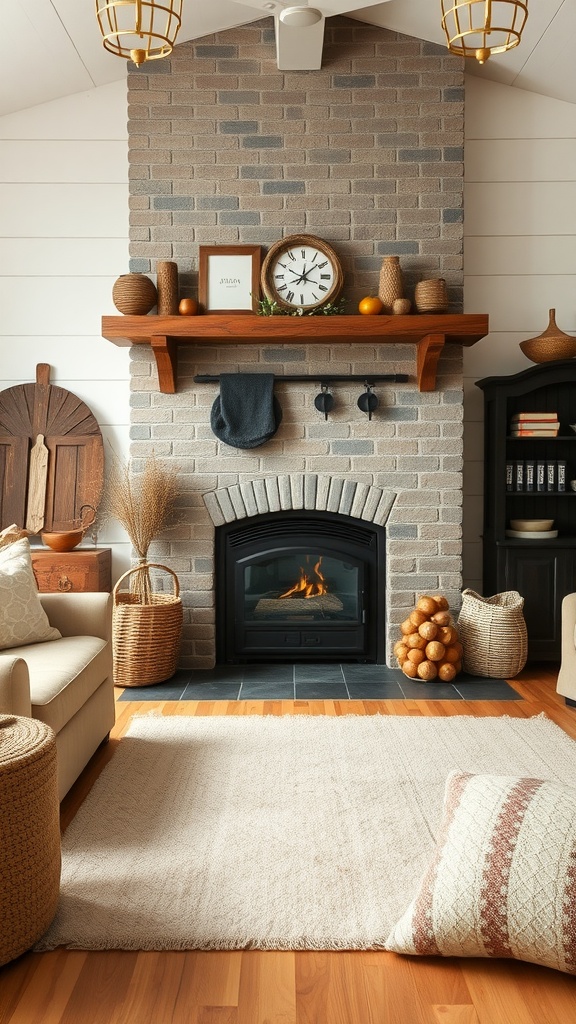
[0,364,104,533]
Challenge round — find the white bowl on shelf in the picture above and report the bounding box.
[509,519,554,532]
[506,529,558,539]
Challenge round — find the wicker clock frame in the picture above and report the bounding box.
[260,234,344,312]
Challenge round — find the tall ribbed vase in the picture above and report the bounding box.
[156,261,179,315]
[378,256,403,314]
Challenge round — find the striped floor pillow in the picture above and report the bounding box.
[386,771,576,974]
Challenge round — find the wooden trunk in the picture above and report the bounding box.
[31,548,112,593]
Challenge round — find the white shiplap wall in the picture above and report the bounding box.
[1,73,575,595]
[463,75,576,593]
[0,79,132,580]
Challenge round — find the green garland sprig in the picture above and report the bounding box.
[257,296,347,317]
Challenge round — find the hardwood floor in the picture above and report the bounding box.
[2,664,576,1023]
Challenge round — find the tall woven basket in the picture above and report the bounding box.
[113,563,183,687]
[457,589,528,679]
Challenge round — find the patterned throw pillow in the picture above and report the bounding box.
[0,538,61,649]
[385,770,576,974]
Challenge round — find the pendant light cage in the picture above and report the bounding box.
[440,0,528,64]
[95,0,183,65]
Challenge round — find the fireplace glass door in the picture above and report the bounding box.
[216,511,385,662]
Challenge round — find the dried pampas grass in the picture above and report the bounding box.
[104,453,179,602]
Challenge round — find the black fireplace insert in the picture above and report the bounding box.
[215,510,386,662]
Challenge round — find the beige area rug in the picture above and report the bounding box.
[37,713,576,952]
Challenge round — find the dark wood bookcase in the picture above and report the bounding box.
[477,360,576,661]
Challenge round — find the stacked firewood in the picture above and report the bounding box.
[394,595,463,682]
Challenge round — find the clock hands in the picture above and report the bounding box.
[271,241,337,308]
[289,264,318,286]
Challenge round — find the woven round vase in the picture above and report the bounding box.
[112,273,157,315]
[414,278,449,314]
[378,256,404,314]
[519,309,576,363]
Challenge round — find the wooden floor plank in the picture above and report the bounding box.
[236,951,296,1024]
[1,951,86,1024]
[361,949,430,1023]
[295,951,376,1024]
[112,952,189,1024]
[0,953,41,1024]
[461,957,576,1023]
[197,1008,238,1024]
[431,1006,480,1024]
[2,669,576,1023]
[58,951,139,1024]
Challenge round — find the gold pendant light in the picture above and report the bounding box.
[95,0,183,66]
[440,0,528,64]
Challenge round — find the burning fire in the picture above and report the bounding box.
[279,557,328,599]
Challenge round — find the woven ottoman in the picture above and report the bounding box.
[0,714,61,966]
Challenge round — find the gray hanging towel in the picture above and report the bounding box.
[210,373,283,449]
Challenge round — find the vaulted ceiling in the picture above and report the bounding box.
[0,0,573,118]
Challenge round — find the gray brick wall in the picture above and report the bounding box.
[125,17,465,668]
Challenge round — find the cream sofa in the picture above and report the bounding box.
[557,592,576,705]
[0,592,115,799]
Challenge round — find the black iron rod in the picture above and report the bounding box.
[193,373,409,384]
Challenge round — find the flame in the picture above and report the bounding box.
[279,557,328,599]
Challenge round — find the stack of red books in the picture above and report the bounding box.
[510,412,560,437]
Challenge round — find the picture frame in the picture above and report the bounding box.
[198,244,261,314]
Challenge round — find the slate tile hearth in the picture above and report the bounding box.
[117,665,522,702]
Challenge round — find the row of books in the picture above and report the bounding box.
[506,460,567,492]
[510,411,559,437]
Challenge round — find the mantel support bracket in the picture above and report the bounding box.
[416,334,446,392]
[148,333,448,395]
[151,336,178,394]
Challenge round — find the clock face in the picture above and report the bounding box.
[261,234,343,311]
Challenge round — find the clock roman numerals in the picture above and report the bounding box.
[261,235,342,311]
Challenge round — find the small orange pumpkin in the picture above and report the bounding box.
[358,295,383,315]
[179,297,199,316]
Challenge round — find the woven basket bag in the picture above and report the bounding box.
[457,588,528,679]
[113,563,183,687]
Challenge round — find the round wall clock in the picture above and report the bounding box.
[260,234,344,312]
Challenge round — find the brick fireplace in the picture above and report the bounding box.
[125,17,465,668]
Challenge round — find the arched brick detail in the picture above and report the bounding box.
[203,474,396,527]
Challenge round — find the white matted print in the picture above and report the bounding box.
[198,245,261,314]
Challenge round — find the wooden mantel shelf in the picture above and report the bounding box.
[101,313,489,394]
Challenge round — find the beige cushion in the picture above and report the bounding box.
[0,539,61,650]
[0,523,29,549]
[385,770,576,975]
[7,635,109,734]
